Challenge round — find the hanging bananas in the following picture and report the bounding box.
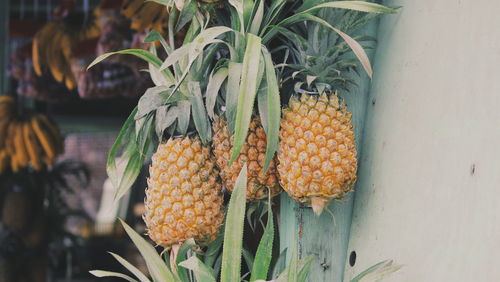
[0,97,64,174]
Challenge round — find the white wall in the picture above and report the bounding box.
[344,0,500,281]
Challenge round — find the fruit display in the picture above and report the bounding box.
[212,115,281,201]
[85,1,398,281]
[0,96,64,173]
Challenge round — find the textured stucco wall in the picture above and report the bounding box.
[344,0,500,281]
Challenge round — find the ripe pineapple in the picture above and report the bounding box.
[144,136,224,248]
[212,115,280,201]
[278,93,357,215]
[277,8,379,215]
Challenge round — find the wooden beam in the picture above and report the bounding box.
[278,19,381,281]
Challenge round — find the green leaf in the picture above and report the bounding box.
[271,249,288,279]
[220,165,248,282]
[179,256,217,282]
[260,46,280,173]
[136,86,186,120]
[175,0,197,33]
[88,49,159,69]
[145,29,172,55]
[303,1,397,15]
[248,0,264,35]
[250,198,274,282]
[296,257,313,282]
[242,247,255,271]
[287,246,298,282]
[87,49,175,81]
[206,67,228,119]
[230,34,262,165]
[108,252,151,282]
[189,81,212,144]
[149,45,173,86]
[276,13,373,78]
[107,108,147,200]
[119,219,177,282]
[225,62,243,134]
[204,234,223,269]
[350,260,403,282]
[89,270,138,282]
[155,105,178,139]
[175,238,198,282]
[243,0,255,31]
[177,101,191,136]
[275,256,313,282]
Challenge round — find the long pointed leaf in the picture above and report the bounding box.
[109,252,151,282]
[119,219,177,282]
[260,47,280,173]
[225,62,243,133]
[189,81,212,144]
[220,165,248,282]
[89,270,137,282]
[179,256,217,282]
[250,198,274,282]
[230,34,262,164]
[206,67,229,119]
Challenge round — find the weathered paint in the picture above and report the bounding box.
[345,0,500,281]
[279,18,380,281]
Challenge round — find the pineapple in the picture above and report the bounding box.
[144,136,224,248]
[278,93,357,215]
[277,8,380,215]
[212,115,280,201]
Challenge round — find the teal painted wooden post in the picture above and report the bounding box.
[279,19,381,281]
[0,0,9,93]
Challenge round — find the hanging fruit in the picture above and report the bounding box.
[0,97,64,174]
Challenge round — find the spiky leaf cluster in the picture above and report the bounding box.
[283,6,380,92]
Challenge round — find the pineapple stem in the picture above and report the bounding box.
[311,197,329,216]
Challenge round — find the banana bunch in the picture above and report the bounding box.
[122,0,169,33]
[32,10,100,91]
[0,98,64,174]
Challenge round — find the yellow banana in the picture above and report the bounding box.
[10,150,19,173]
[0,150,9,174]
[31,117,56,160]
[14,121,30,167]
[23,120,43,171]
[6,120,18,156]
[46,30,65,83]
[32,21,60,77]
[36,114,64,155]
[121,0,145,18]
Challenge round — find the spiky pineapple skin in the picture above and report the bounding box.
[144,136,224,248]
[278,93,357,206]
[212,116,281,201]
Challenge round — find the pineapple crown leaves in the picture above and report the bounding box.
[89,9,230,200]
[205,0,395,173]
[281,5,382,93]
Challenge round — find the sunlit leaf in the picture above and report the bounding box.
[206,67,229,119]
[221,165,248,282]
[250,197,274,282]
[108,252,151,282]
[230,34,262,164]
[260,47,280,173]
[119,219,177,282]
[179,256,217,282]
[89,270,137,282]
